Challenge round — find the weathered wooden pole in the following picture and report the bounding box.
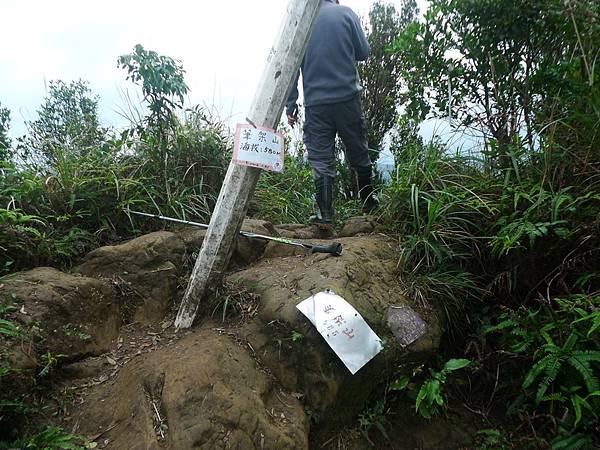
[175,0,322,328]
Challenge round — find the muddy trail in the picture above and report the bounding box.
[1,217,482,449]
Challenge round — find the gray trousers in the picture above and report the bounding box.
[303,95,372,178]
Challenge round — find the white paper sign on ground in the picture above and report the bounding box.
[296,290,383,375]
[232,123,284,172]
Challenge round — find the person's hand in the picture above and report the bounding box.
[287,114,298,127]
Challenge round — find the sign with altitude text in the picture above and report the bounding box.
[232,124,284,172]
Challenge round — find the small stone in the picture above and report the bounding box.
[386,305,427,347]
[339,216,375,237]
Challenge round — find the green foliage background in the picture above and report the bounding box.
[378,0,600,447]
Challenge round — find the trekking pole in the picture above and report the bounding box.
[128,210,343,256]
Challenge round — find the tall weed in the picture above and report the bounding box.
[0,108,228,275]
[379,140,491,325]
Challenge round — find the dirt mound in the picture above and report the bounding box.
[227,234,442,426]
[274,224,321,239]
[73,326,308,450]
[74,220,275,324]
[1,267,120,364]
[74,231,186,324]
[3,219,445,447]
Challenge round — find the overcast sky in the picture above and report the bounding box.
[0,0,429,142]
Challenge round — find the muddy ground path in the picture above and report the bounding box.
[44,319,481,450]
[2,218,485,449]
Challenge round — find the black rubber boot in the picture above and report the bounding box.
[309,175,334,230]
[356,166,379,214]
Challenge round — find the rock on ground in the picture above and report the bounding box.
[74,220,273,324]
[338,215,376,237]
[74,232,186,324]
[74,327,308,450]
[1,267,120,363]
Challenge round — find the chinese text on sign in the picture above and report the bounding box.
[232,124,284,172]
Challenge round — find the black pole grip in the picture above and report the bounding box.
[310,242,343,256]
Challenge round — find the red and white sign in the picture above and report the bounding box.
[232,123,284,172]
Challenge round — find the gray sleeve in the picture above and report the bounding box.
[286,71,300,116]
[350,10,370,61]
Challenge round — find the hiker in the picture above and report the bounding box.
[286,0,377,230]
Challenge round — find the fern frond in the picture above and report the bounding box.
[539,328,555,346]
[567,355,600,394]
[586,316,600,337]
[551,432,592,450]
[572,350,600,363]
[572,310,600,337]
[524,359,547,389]
[482,318,517,334]
[563,333,578,352]
[511,340,531,353]
[536,355,563,403]
[539,393,566,403]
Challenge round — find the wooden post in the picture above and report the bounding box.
[175,0,322,328]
